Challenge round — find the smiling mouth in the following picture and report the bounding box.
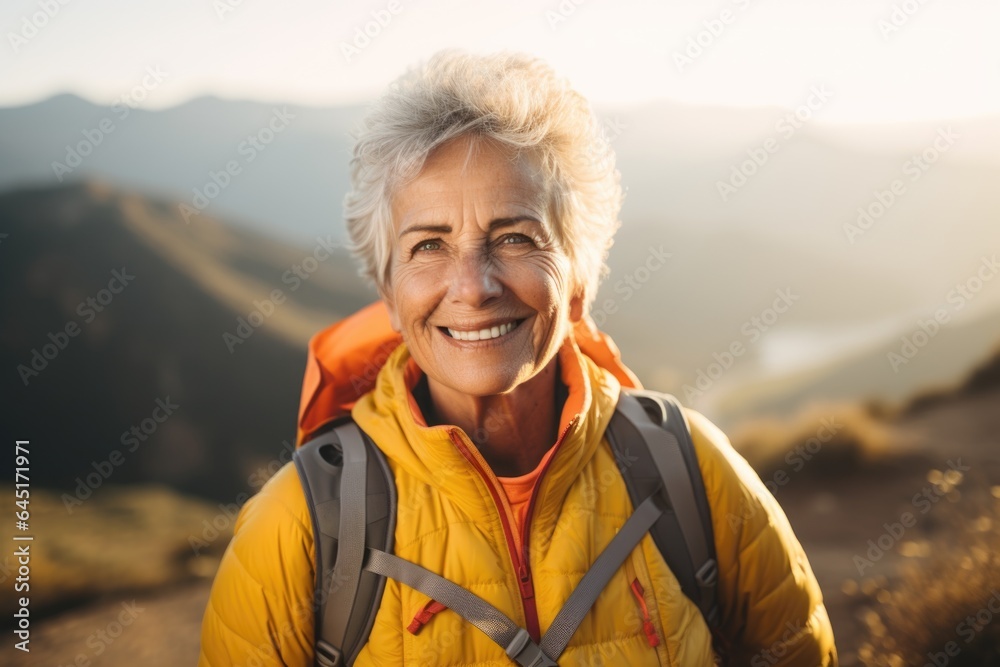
[440,318,526,342]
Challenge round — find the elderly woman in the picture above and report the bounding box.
[200,51,837,666]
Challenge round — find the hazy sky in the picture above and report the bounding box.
[2,0,997,122]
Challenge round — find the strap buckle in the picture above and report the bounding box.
[695,558,718,588]
[506,628,558,667]
[316,639,343,667]
[696,558,722,628]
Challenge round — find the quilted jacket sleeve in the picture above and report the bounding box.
[198,462,316,667]
[684,408,838,666]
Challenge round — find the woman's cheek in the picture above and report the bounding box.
[391,259,432,290]
[522,253,572,295]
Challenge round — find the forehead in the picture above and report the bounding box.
[391,137,549,226]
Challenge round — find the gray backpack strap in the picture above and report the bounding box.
[364,549,553,667]
[606,390,721,630]
[293,421,396,667]
[294,391,718,665]
[538,493,664,659]
[364,492,665,667]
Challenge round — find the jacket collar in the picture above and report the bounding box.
[350,333,626,522]
[296,300,641,444]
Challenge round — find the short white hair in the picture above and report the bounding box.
[343,50,623,312]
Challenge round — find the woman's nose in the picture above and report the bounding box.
[448,251,502,307]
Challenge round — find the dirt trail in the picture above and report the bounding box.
[9,580,210,667]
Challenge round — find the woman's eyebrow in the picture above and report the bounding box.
[490,216,543,231]
[398,223,450,239]
[398,216,542,239]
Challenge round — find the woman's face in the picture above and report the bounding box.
[382,136,582,398]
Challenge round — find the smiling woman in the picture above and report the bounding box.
[199,50,838,667]
[383,136,581,475]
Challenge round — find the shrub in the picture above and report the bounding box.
[730,401,896,481]
[856,486,1000,666]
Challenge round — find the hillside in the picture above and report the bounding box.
[709,343,1000,665]
[0,181,375,502]
[706,304,1000,429]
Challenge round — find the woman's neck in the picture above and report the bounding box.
[419,355,565,477]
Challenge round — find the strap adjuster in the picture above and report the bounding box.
[696,558,718,588]
[505,628,558,667]
[316,639,343,667]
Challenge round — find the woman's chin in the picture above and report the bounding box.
[437,370,522,398]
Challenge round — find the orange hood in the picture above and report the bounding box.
[296,300,642,444]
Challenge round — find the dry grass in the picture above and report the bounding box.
[854,485,1000,667]
[0,484,227,617]
[729,401,900,481]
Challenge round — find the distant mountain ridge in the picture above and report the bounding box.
[3,93,998,246]
[3,93,999,431]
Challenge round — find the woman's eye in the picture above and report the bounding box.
[412,239,441,254]
[499,233,533,246]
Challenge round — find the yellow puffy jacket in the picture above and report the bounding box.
[199,303,837,666]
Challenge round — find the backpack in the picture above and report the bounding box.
[293,388,721,667]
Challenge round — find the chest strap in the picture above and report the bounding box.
[364,492,665,667]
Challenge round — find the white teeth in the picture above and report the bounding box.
[447,320,519,341]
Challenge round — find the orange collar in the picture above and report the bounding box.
[296,300,641,444]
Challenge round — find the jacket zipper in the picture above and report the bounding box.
[450,429,542,640]
[629,578,661,648]
[624,558,662,659]
[449,415,579,644]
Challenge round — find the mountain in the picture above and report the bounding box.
[3,94,999,428]
[0,94,363,245]
[3,93,998,261]
[0,181,375,502]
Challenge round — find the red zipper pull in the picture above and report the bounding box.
[630,579,660,648]
[407,599,447,635]
[519,565,535,600]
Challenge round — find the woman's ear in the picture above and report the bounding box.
[568,285,585,324]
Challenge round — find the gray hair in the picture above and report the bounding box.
[343,50,623,312]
